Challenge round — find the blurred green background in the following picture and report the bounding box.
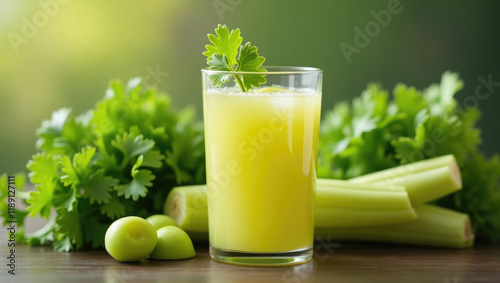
[1,0,499,173]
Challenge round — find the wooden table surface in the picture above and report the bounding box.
[2,242,500,283]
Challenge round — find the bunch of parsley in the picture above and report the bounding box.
[318,72,500,241]
[4,78,205,251]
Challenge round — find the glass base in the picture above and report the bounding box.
[209,245,313,266]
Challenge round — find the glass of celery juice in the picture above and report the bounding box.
[202,67,322,266]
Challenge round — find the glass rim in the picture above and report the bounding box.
[201,66,322,75]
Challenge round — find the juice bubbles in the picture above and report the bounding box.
[203,87,321,253]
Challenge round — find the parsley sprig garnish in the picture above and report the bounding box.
[203,24,266,92]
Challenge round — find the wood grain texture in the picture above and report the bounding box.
[1,242,499,282]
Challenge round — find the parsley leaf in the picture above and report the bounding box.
[53,185,77,212]
[141,149,165,168]
[166,123,205,184]
[203,24,242,66]
[204,25,266,92]
[53,235,73,252]
[115,155,155,201]
[99,194,126,219]
[207,53,233,87]
[36,108,72,153]
[111,133,155,166]
[27,181,56,219]
[27,153,60,184]
[83,169,119,205]
[60,146,96,188]
[236,42,266,90]
[56,208,84,251]
[83,218,109,249]
[114,171,154,201]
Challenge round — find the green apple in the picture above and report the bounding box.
[146,214,178,230]
[149,226,195,260]
[105,216,158,262]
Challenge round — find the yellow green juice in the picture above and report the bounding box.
[203,87,321,253]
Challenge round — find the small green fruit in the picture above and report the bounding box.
[105,216,157,262]
[146,214,178,230]
[149,226,195,260]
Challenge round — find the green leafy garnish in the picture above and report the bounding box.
[14,78,205,251]
[203,24,266,92]
[319,71,500,241]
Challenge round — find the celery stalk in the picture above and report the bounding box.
[348,154,462,203]
[165,182,416,230]
[315,181,417,227]
[316,179,411,209]
[164,185,209,241]
[315,206,417,228]
[164,185,474,248]
[314,204,474,248]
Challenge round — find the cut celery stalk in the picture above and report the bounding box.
[164,185,208,241]
[315,181,417,227]
[315,206,417,228]
[165,182,416,231]
[348,154,462,203]
[316,179,410,209]
[314,204,474,248]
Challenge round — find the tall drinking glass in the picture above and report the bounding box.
[202,66,322,266]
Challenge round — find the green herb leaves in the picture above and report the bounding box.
[27,181,56,219]
[318,71,500,241]
[115,155,155,201]
[22,78,205,251]
[236,42,267,91]
[83,170,118,205]
[111,133,154,161]
[204,24,266,92]
[204,25,242,65]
